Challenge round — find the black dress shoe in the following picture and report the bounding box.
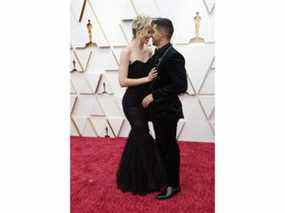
[156,186,181,200]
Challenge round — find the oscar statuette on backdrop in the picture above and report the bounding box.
[70,60,78,73]
[190,12,205,43]
[76,19,97,49]
[85,19,97,48]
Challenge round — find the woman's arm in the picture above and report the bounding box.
[118,49,157,88]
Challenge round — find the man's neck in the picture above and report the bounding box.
[156,40,170,49]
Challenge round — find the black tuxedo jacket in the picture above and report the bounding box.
[147,43,188,121]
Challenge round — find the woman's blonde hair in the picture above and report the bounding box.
[132,15,152,38]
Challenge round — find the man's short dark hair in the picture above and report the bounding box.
[152,18,174,40]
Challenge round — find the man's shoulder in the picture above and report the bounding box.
[168,46,185,61]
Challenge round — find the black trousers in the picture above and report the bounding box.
[153,118,180,187]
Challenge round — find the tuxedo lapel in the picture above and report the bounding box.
[156,46,174,71]
[148,44,173,91]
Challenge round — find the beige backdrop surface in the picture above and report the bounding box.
[70,0,215,142]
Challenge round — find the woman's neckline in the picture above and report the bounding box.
[129,58,150,65]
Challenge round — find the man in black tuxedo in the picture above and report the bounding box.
[142,18,188,200]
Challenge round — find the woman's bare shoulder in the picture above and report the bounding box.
[120,46,132,59]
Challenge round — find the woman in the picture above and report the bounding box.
[116,15,167,195]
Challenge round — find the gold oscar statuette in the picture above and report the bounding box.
[85,19,97,48]
[190,12,205,43]
[70,60,78,73]
[77,19,97,49]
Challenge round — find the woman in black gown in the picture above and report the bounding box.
[116,15,167,195]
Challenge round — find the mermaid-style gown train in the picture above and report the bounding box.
[116,60,167,195]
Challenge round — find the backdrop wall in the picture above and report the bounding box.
[70,0,215,142]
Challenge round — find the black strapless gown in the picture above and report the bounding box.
[116,60,167,195]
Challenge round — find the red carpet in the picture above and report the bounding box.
[71,136,214,213]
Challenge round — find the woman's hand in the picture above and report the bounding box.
[146,67,158,82]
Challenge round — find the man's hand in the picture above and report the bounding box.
[142,94,154,108]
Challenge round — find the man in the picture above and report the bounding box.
[142,18,188,200]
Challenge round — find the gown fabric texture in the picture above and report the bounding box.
[116,60,167,195]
